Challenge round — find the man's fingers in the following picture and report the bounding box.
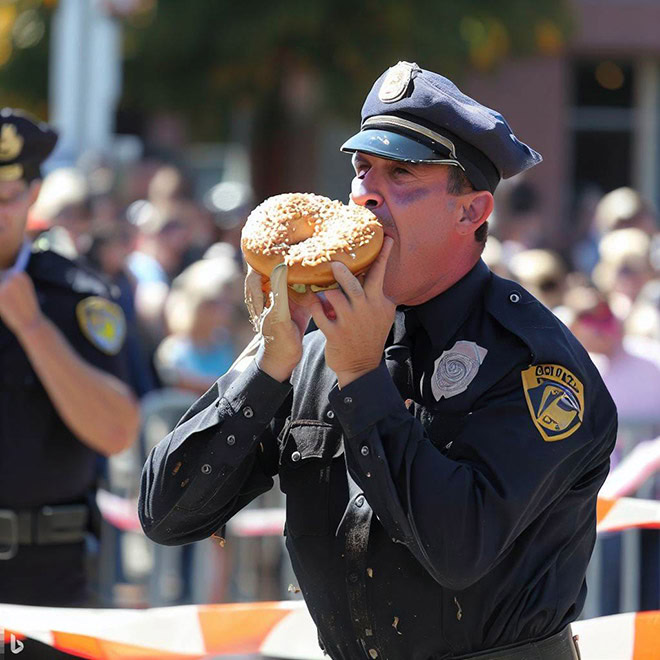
[269,263,291,324]
[364,236,394,297]
[309,299,334,333]
[245,267,265,330]
[330,262,363,302]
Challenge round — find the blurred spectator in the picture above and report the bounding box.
[127,202,192,353]
[593,228,655,319]
[27,167,92,257]
[491,180,542,261]
[155,256,243,393]
[203,180,255,252]
[564,286,660,423]
[508,249,567,310]
[594,187,658,237]
[148,164,194,210]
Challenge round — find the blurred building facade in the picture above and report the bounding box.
[462,0,660,253]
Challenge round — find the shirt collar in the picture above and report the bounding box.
[0,240,32,279]
[408,258,491,351]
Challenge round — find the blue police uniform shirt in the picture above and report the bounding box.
[139,259,617,659]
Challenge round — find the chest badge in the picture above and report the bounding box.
[431,340,488,401]
[521,364,584,442]
[76,296,126,355]
[378,61,417,103]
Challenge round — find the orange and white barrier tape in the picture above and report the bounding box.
[99,490,660,537]
[1,600,659,659]
[597,496,660,534]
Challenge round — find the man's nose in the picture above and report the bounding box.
[350,178,384,210]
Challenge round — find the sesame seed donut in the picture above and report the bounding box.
[241,192,384,293]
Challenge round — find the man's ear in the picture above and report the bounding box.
[456,190,493,236]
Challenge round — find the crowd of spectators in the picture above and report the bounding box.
[28,152,660,613]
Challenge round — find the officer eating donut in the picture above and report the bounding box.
[140,62,616,660]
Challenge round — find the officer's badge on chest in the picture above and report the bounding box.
[521,364,584,441]
[427,340,488,401]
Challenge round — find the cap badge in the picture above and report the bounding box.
[521,364,584,442]
[0,124,23,161]
[431,340,488,400]
[378,61,417,103]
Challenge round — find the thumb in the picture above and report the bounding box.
[268,262,291,324]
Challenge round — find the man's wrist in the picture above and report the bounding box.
[336,366,378,389]
[256,351,296,383]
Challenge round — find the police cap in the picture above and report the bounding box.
[341,61,542,193]
[0,108,58,183]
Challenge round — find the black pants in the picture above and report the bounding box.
[0,541,88,607]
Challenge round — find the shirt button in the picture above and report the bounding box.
[368,649,379,659]
[355,495,365,508]
[343,396,353,405]
[243,406,254,418]
[226,435,236,446]
[348,571,359,583]
[201,463,212,474]
[291,451,302,462]
[326,410,335,419]
[360,445,370,456]
[509,291,521,303]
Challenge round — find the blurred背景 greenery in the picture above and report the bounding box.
[2,0,572,138]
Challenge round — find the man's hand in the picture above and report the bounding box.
[0,271,44,338]
[245,263,313,382]
[310,237,395,387]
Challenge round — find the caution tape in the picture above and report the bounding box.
[99,490,660,537]
[1,600,659,659]
[596,496,660,533]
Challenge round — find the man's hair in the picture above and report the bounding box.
[446,166,488,245]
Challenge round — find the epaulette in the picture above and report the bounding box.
[484,272,588,369]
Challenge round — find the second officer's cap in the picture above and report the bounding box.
[341,61,542,193]
[0,108,58,183]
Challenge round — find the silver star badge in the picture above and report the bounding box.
[430,340,488,401]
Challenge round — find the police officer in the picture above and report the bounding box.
[0,109,140,606]
[140,63,616,659]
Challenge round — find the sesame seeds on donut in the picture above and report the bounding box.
[241,193,383,284]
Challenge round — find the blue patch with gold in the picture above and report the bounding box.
[521,364,584,442]
[76,297,126,355]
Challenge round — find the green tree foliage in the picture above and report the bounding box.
[121,0,573,138]
[1,1,572,134]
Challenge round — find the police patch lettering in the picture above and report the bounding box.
[76,297,126,355]
[431,340,488,400]
[521,364,584,442]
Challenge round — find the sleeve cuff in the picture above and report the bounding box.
[328,361,408,437]
[221,358,293,424]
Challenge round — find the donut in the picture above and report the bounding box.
[241,192,384,294]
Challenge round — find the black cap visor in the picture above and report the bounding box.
[341,129,462,166]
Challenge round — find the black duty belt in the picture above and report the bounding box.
[0,505,89,560]
[455,625,581,660]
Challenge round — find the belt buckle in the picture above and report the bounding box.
[37,505,88,544]
[0,509,18,560]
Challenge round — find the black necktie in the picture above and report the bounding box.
[384,308,419,401]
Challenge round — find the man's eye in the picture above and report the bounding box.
[392,166,411,177]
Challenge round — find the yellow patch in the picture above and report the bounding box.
[521,364,584,442]
[76,297,126,355]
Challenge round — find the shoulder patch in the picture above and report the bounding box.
[521,364,584,442]
[76,297,126,355]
